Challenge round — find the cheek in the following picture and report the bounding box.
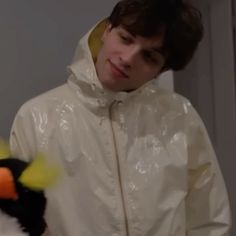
[106,46,118,58]
[104,37,122,58]
[100,45,113,61]
[98,43,114,65]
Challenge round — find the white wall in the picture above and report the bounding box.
[0,0,174,138]
[175,1,236,234]
[0,0,117,138]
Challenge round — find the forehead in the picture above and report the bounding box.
[117,25,165,48]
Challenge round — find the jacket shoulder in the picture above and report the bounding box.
[11,84,73,140]
[144,84,204,132]
[146,84,194,116]
[18,84,71,114]
[10,84,72,159]
[14,83,75,129]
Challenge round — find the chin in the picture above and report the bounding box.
[104,83,123,92]
[0,210,28,236]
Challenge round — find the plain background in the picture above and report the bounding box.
[0,0,235,235]
[0,0,173,139]
[175,1,236,235]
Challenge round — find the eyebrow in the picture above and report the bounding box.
[120,27,166,57]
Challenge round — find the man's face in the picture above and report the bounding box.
[95,24,166,92]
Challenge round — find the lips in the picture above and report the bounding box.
[108,60,129,79]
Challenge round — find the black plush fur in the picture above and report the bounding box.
[0,158,46,236]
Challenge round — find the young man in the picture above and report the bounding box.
[10,0,231,235]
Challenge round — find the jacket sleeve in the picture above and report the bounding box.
[9,105,37,161]
[185,107,231,236]
[10,105,52,236]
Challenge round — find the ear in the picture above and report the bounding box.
[101,23,113,42]
[161,68,170,73]
[155,67,170,79]
[159,64,170,74]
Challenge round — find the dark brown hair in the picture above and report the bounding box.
[108,0,203,70]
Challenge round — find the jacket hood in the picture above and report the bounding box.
[68,20,106,90]
[66,19,160,108]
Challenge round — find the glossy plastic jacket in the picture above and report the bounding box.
[10,20,231,236]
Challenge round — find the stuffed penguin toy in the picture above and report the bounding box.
[0,139,59,236]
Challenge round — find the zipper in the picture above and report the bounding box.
[109,101,130,236]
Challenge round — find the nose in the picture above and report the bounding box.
[120,47,139,68]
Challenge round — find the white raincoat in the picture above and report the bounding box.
[10,20,231,236]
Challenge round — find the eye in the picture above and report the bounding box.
[119,33,133,44]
